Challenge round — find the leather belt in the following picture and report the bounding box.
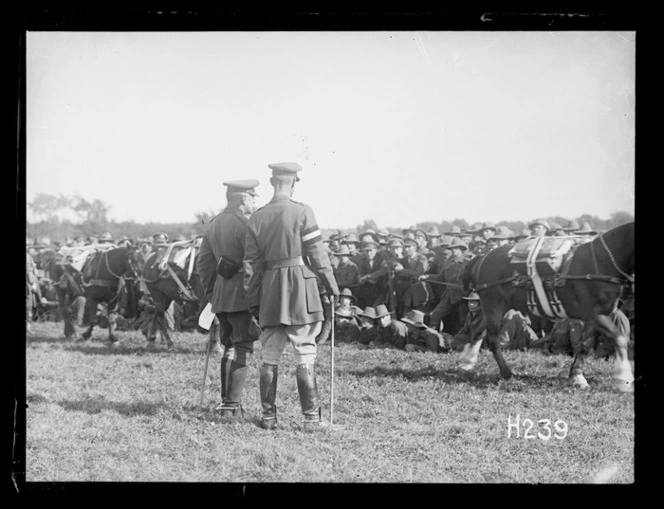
[264,256,305,270]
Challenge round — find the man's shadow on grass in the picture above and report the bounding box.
[27,335,205,356]
[55,395,165,416]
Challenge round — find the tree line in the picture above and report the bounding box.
[26,192,634,246]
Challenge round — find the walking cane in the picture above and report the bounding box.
[199,328,213,409]
[327,298,346,431]
[329,298,335,426]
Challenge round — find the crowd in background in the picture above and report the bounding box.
[26,217,633,359]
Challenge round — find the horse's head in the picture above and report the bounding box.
[596,221,635,282]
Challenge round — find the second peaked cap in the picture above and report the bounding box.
[268,162,302,181]
[223,179,260,196]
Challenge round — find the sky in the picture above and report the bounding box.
[26,31,635,230]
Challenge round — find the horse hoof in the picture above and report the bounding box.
[616,380,634,393]
[458,363,475,372]
[569,374,589,390]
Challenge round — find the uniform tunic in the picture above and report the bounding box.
[396,253,432,310]
[374,319,408,349]
[244,196,338,327]
[450,309,488,350]
[197,207,252,313]
[333,259,360,290]
[404,323,442,353]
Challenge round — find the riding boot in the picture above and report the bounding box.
[296,364,323,428]
[220,359,248,419]
[219,354,231,408]
[259,364,278,430]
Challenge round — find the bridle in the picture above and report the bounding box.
[598,232,634,284]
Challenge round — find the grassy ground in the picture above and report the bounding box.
[23,321,634,484]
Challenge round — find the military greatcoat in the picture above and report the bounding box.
[197,207,252,313]
[243,196,338,327]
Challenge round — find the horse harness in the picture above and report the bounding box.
[474,233,634,319]
[140,241,199,303]
[82,249,131,305]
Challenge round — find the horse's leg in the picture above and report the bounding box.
[107,308,119,343]
[458,334,484,371]
[485,322,514,380]
[594,314,634,393]
[81,297,97,340]
[568,319,590,389]
[151,294,175,348]
[162,299,175,348]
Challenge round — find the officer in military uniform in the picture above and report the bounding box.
[197,179,261,418]
[244,162,340,430]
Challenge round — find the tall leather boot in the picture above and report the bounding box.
[220,359,248,418]
[218,353,231,412]
[259,364,278,430]
[296,364,323,428]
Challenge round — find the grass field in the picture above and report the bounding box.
[22,321,635,485]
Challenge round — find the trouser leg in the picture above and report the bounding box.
[259,363,278,430]
[429,300,448,332]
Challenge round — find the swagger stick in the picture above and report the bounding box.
[330,299,335,425]
[199,328,213,408]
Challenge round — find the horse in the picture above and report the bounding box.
[79,246,142,343]
[459,222,634,393]
[139,239,206,348]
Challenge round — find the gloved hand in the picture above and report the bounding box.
[249,306,260,322]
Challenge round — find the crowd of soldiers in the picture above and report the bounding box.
[26,216,630,359]
[315,217,625,355]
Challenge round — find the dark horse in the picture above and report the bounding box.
[80,246,142,343]
[460,222,634,392]
[140,240,206,349]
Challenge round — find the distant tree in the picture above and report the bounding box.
[192,210,216,235]
[72,195,111,224]
[609,211,634,228]
[28,193,71,221]
[356,218,379,233]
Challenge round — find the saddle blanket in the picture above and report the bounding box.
[58,245,99,273]
[508,236,578,275]
[142,240,200,282]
